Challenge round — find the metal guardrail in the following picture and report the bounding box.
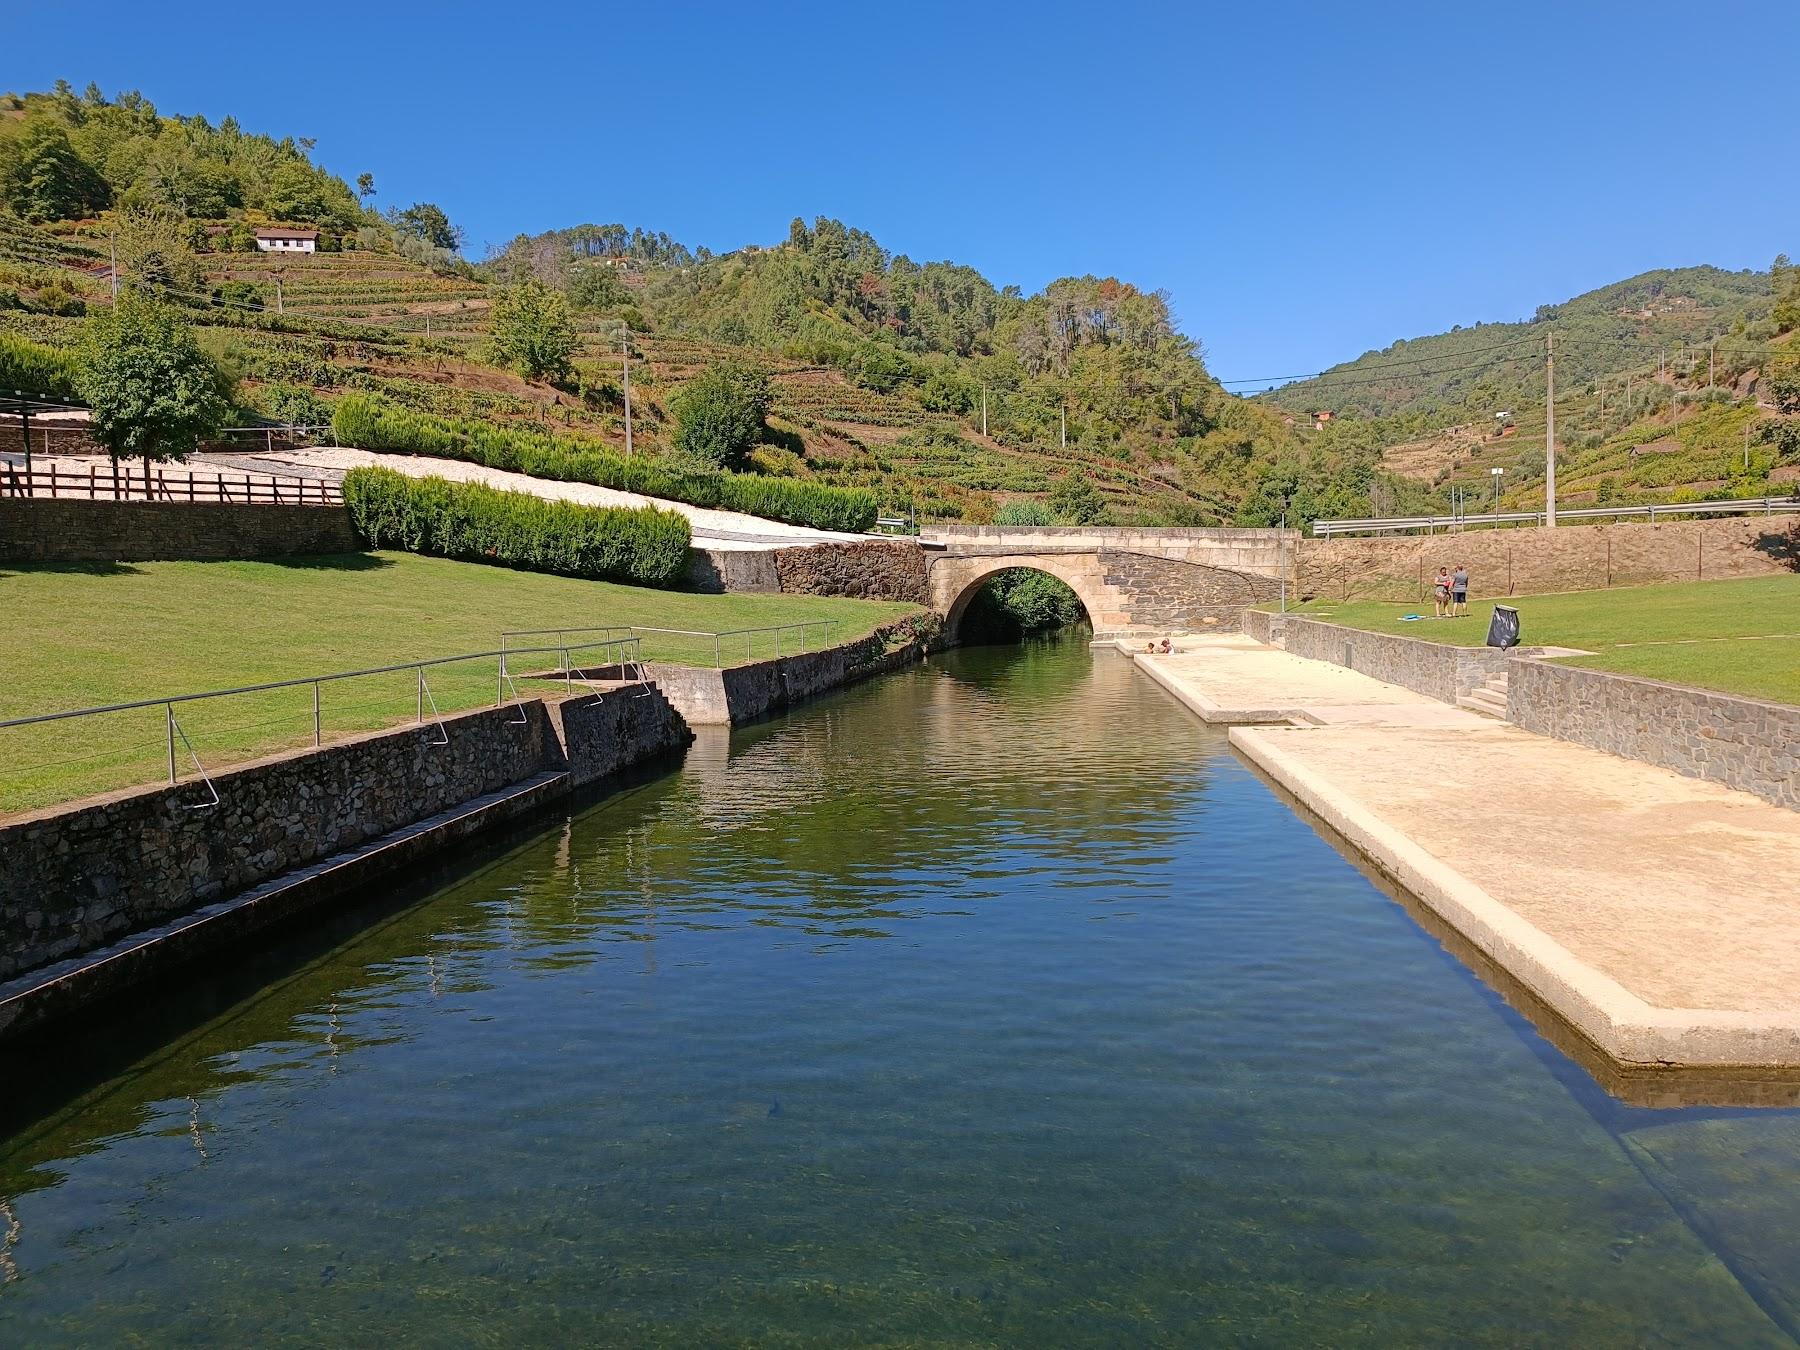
[1311,496,1800,536]
[1,462,343,505]
[0,638,642,800]
[500,620,838,669]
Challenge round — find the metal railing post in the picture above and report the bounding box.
[166,702,177,784]
[312,681,321,746]
[416,668,424,724]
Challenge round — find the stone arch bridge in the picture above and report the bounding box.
[922,525,1294,636]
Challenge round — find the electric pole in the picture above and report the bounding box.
[1709,339,1715,390]
[109,234,118,300]
[1544,330,1557,528]
[1060,399,1067,450]
[275,274,284,315]
[621,326,633,456]
[981,384,988,438]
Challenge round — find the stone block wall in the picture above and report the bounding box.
[1298,513,1800,603]
[774,540,929,603]
[1100,550,1280,631]
[0,499,362,562]
[1506,659,1800,810]
[0,688,694,984]
[1250,613,1509,703]
[685,547,780,593]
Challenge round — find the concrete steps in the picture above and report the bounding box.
[1457,672,1510,719]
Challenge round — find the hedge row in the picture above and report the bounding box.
[342,465,691,587]
[0,331,81,401]
[333,393,878,533]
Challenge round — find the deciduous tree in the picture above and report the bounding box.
[487,279,578,385]
[76,295,233,466]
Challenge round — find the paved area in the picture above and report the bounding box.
[1136,636,1800,1070]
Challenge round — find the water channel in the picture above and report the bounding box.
[5,641,1800,1344]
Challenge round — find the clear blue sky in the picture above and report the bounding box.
[10,1,1798,384]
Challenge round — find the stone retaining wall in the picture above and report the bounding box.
[649,613,942,726]
[1299,513,1800,603]
[685,547,780,593]
[0,689,690,984]
[774,540,929,603]
[0,498,362,562]
[1245,612,1508,703]
[1507,659,1800,811]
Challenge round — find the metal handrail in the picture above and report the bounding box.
[499,620,837,668]
[1312,496,1800,536]
[1,638,645,795]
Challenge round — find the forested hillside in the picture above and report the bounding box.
[4,80,1793,530]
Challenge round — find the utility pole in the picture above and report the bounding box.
[1599,379,1605,431]
[109,233,119,300]
[981,384,988,438]
[275,274,284,315]
[621,326,633,456]
[1544,330,1557,528]
[1709,338,1715,390]
[1745,420,1752,472]
[1060,399,1067,450]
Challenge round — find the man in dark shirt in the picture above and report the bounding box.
[1451,565,1470,617]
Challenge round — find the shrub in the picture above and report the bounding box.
[0,330,81,399]
[994,500,1054,526]
[332,393,878,533]
[341,466,690,587]
[487,279,577,384]
[669,360,771,469]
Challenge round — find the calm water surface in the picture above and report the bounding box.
[5,642,1800,1345]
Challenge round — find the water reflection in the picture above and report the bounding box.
[2,640,1800,1344]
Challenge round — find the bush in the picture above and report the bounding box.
[341,466,690,587]
[333,393,879,533]
[0,330,81,399]
[669,361,771,469]
[994,500,1054,526]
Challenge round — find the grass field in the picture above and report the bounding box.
[0,554,919,814]
[1278,574,1800,704]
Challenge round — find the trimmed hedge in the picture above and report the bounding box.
[333,393,878,533]
[342,465,691,587]
[0,331,82,401]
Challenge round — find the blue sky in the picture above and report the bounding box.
[9,1,1798,384]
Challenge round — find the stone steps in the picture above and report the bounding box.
[1456,674,1510,719]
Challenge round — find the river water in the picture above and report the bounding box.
[5,642,1800,1344]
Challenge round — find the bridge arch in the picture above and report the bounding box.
[930,552,1122,636]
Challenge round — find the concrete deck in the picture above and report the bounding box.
[1136,637,1800,1071]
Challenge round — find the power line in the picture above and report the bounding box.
[1218,335,1542,387]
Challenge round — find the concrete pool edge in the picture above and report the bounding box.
[1227,724,1800,1071]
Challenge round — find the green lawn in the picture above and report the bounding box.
[1275,574,1800,705]
[0,553,919,814]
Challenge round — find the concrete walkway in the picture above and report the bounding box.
[1137,636,1800,1071]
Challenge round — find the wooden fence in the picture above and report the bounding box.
[0,462,344,505]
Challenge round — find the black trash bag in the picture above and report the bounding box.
[1486,604,1521,649]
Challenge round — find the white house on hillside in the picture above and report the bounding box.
[254,227,318,254]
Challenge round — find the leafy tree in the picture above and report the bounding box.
[75,295,233,465]
[669,360,772,469]
[566,264,628,312]
[1767,353,1800,415]
[389,201,463,252]
[1050,473,1106,523]
[356,172,376,203]
[1774,255,1800,335]
[115,206,204,295]
[1,120,110,221]
[487,279,578,385]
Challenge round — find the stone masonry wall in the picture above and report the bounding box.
[685,547,781,593]
[1506,658,1800,811]
[0,499,362,562]
[0,704,551,982]
[1251,612,1509,703]
[774,540,929,603]
[1299,513,1800,603]
[1100,550,1279,631]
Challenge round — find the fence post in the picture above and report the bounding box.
[313,681,321,746]
[166,703,177,785]
[417,668,424,724]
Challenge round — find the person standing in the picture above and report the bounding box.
[1452,564,1470,617]
[1433,567,1452,618]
